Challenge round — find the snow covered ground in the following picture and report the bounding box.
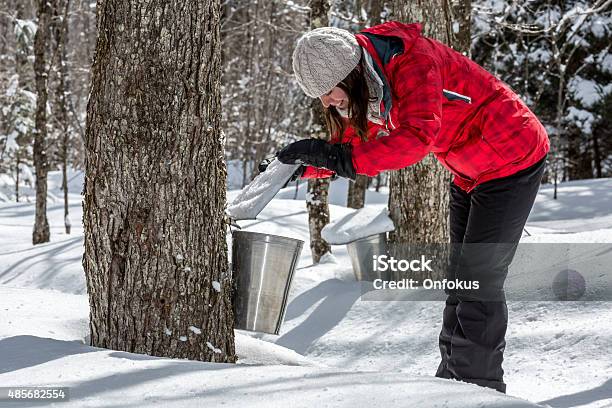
[0,170,610,407]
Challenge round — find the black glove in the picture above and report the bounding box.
[276,139,356,180]
[258,156,275,173]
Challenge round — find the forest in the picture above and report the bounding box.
[0,1,610,407]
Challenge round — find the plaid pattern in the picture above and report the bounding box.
[302,22,549,193]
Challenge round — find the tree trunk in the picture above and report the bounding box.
[451,0,471,56]
[32,0,52,245]
[83,0,235,362]
[592,133,602,178]
[369,0,383,26]
[306,0,331,263]
[54,0,71,234]
[15,152,20,202]
[345,0,370,209]
[388,0,465,280]
[347,175,368,209]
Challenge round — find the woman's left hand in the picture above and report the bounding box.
[276,139,356,180]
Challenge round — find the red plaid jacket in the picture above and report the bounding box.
[302,21,549,193]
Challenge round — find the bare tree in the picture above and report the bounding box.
[306,0,332,264]
[83,0,235,362]
[51,0,71,233]
[346,0,374,210]
[32,0,52,244]
[452,0,472,55]
[472,0,612,196]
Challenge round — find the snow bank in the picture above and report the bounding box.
[0,286,541,407]
[0,335,540,407]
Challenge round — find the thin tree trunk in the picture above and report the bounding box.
[346,0,369,209]
[15,152,20,202]
[369,0,383,26]
[83,0,235,362]
[54,0,71,234]
[451,0,472,56]
[32,0,52,245]
[347,175,368,209]
[306,0,331,264]
[592,133,602,178]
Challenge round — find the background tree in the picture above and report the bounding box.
[32,0,52,244]
[306,0,332,264]
[472,0,612,196]
[220,0,310,188]
[0,3,37,201]
[51,0,71,233]
[83,0,235,362]
[345,0,386,210]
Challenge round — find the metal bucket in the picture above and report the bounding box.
[231,230,303,334]
[346,233,389,281]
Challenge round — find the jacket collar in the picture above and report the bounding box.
[355,22,423,121]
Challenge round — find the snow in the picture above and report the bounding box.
[0,170,611,407]
[589,16,611,38]
[566,107,595,134]
[212,281,221,292]
[321,205,394,245]
[599,51,612,74]
[206,341,222,354]
[568,76,611,108]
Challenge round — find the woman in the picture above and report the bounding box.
[275,22,549,393]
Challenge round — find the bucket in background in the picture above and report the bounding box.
[346,233,389,281]
[231,230,303,335]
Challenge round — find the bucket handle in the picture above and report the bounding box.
[225,214,242,236]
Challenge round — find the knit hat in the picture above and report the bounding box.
[292,27,362,98]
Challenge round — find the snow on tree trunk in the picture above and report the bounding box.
[83,0,236,362]
[387,0,467,280]
[32,0,51,245]
[306,0,332,264]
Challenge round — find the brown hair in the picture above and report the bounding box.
[323,61,374,142]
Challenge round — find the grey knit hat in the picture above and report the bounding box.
[292,27,362,98]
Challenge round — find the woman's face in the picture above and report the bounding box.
[320,86,348,110]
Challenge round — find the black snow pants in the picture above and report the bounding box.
[435,155,547,393]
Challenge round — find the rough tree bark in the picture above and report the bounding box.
[306,0,331,263]
[32,0,52,244]
[83,0,235,362]
[388,0,469,280]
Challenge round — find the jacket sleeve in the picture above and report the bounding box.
[300,166,335,179]
[351,54,443,177]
